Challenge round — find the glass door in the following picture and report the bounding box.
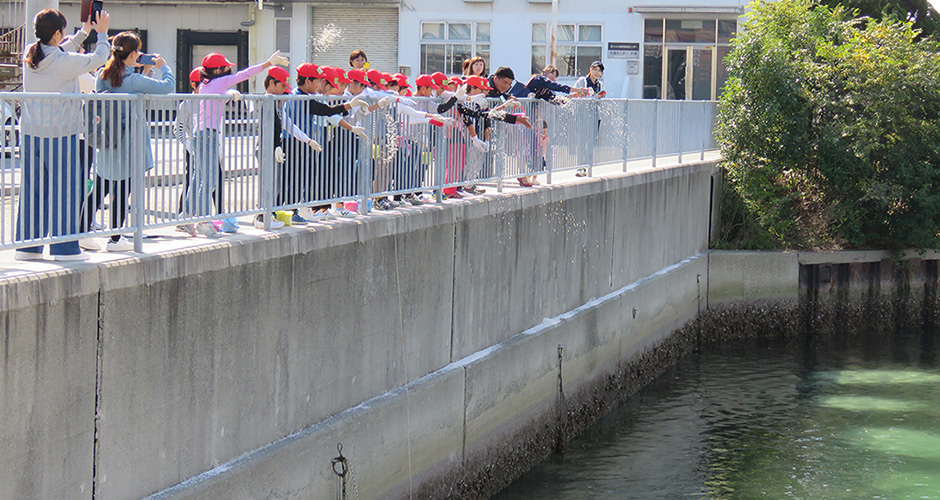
[662,46,715,100]
[665,48,687,100]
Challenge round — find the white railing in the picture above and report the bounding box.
[0,92,718,255]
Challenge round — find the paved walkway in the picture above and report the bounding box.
[0,151,721,281]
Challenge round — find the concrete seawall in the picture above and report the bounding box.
[2,161,719,499]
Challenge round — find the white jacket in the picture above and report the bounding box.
[20,30,109,137]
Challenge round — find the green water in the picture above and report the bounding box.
[493,331,940,499]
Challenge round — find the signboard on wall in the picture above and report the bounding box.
[608,42,639,59]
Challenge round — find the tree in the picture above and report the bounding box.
[716,0,940,250]
[818,0,940,38]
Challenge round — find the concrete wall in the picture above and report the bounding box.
[0,161,718,500]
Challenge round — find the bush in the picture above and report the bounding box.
[716,0,940,250]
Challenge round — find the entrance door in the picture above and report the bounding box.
[176,30,249,93]
[662,46,714,100]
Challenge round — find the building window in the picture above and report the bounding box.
[531,23,602,77]
[420,21,490,75]
[642,18,737,100]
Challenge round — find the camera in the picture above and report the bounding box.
[136,54,156,65]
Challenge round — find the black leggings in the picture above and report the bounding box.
[82,176,129,242]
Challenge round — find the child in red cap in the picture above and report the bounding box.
[455,75,533,196]
[179,49,289,237]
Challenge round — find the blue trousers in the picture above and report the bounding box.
[181,129,221,216]
[16,134,82,256]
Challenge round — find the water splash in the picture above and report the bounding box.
[311,23,344,54]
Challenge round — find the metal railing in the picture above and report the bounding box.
[0,92,718,254]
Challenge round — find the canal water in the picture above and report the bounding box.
[493,330,940,499]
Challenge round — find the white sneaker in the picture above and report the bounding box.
[79,238,101,251]
[53,251,89,262]
[253,215,285,230]
[106,237,133,252]
[329,208,357,218]
[14,250,43,261]
[298,207,317,220]
[195,222,220,238]
[315,209,336,221]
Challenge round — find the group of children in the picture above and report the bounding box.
[173,49,545,235]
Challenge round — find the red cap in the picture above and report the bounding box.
[189,66,203,83]
[366,69,387,90]
[450,76,465,86]
[465,75,491,91]
[267,66,291,92]
[347,69,371,87]
[393,73,411,88]
[202,52,235,69]
[415,74,439,90]
[332,67,351,84]
[430,72,447,85]
[318,66,335,85]
[296,63,323,79]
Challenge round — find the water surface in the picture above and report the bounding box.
[494,331,940,499]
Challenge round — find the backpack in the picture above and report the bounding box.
[85,94,127,149]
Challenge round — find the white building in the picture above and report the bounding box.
[5,0,749,98]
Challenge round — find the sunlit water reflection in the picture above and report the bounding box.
[493,331,940,499]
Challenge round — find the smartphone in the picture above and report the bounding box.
[91,0,103,21]
[136,54,155,66]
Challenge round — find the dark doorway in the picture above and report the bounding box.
[176,30,249,93]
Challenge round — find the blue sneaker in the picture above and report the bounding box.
[221,218,240,234]
[291,213,311,225]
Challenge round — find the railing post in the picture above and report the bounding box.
[622,99,629,172]
[132,96,145,252]
[701,101,708,161]
[434,110,445,203]
[259,95,275,230]
[495,120,504,193]
[546,102,554,185]
[677,101,683,164]
[358,107,373,215]
[651,100,659,168]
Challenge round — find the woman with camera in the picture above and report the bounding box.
[15,8,109,261]
[78,30,173,252]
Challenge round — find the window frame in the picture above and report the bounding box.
[419,20,491,76]
[530,22,603,79]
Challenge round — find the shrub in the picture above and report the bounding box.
[716,0,940,250]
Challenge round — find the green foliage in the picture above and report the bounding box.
[818,0,940,38]
[716,0,940,250]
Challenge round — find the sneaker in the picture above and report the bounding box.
[291,213,311,225]
[221,218,240,234]
[298,206,318,220]
[14,250,43,261]
[444,191,462,200]
[575,168,587,177]
[79,238,101,251]
[106,236,133,252]
[275,211,293,227]
[375,198,395,211]
[405,194,424,206]
[53,251,89,262]
[178,224,198,237]
[462,185,486,195]
[195,221,221,238]
[254,214,285,229]
[315,209,336,221]
[329,207,357,218]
